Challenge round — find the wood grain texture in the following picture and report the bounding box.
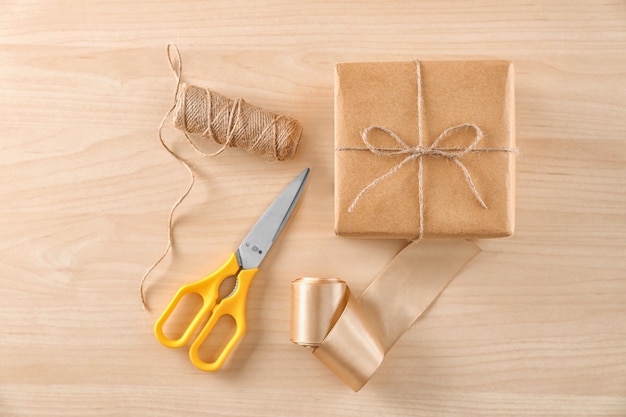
[1,1,625,416]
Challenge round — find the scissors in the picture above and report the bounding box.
[154,168,310,371]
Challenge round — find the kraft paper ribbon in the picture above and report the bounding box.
[290,240,481,391]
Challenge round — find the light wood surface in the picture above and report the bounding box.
[1,1,625,416]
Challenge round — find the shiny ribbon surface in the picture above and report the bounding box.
[290,240,480,391]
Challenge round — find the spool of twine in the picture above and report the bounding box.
[140,44,303,310]
[173,84,302,161]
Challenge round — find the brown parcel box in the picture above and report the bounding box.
[334,60,516,239]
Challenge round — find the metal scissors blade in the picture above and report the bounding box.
[236,167,310,270]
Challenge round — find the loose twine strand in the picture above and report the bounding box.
[336,61,518,240]
[140,44,302,310]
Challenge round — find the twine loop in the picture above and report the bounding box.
[140,44,302,310]
[349,122,489,213]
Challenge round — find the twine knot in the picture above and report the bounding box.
[348,122,488,213]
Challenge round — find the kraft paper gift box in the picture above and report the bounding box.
[334,60,516,239]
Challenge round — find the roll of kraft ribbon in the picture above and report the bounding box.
[290,240,481,391]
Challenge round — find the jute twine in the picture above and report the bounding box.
[140,44,302,310]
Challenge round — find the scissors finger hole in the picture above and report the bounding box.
[196,314,237,365]
[217,275,238,302]
[162,292,204,341]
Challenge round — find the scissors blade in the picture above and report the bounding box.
[236,168,310,270]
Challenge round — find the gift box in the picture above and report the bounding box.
[334,60,516,239]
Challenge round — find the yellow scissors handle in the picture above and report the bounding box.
[154,253,258,370]
[189,267,257,371]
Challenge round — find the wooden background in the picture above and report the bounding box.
[1,1,625,416]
